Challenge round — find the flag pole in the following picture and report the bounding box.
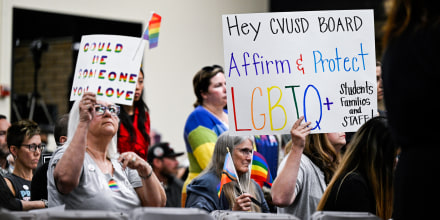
[132,11,155,60]
[227,147,244,195]
[247,149,253,192]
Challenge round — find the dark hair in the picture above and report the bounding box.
[118,68,150,144]
[382,0,440,49]
[54,114,69,146]
[7,119,40,149]
[0,114,6,120]
[317,116,397,219]
[192,65,224,108]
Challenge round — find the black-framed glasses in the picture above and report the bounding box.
[22,143,45,152]
[94,104,120,116]
[236,147,253,157]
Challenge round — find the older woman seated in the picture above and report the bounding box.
[47,92,166,211]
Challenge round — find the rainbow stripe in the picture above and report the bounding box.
[143,13,161,49]
[217,152,237,197]
[251,151,273,188]
[108,179,120,192]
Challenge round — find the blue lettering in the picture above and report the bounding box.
[228,52,240,77]
[312,43,369,73]
[242,52,250,76]
[313,50,324,73]
[303,84,322,130]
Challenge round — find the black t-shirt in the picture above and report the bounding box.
[4,173,32,201]
[322,172,375,214]
[0,174,23,210]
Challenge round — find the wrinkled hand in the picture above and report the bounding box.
[233,193,253,211]
[290,116,312,149]
[79,92,96,123]
[118,152,152,178]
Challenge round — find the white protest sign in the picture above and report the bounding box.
[222,10,377,135]
[70,35,145,105]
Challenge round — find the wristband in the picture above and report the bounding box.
[140,166,153,180]
[41,199,48,208]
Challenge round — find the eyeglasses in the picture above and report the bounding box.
[94,104,120,116]
[21,143,45,152]
[236,148,253,157]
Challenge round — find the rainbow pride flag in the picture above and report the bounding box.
[251,151,273,188]
[217,151,238,197]
[143,12,161,49]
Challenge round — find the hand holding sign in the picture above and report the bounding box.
[223,10,377,135]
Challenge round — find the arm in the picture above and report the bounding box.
[3,178,46,210]
[187,126,217,170]
[119,152,166,207]
[21,200,46,210]
[271,116,311,207]
[53,92,95,194]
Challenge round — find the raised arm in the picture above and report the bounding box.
[271,116,311,207]
[53,93,95,194]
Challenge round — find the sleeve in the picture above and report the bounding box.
[295,156,306,196]
[126,168,142,188]
[47,146,84,195]
[187,126,217,170]
[185,189,216,212]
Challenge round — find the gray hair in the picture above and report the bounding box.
[199,131,262,212]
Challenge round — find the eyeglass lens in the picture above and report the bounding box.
[94,104,120,115]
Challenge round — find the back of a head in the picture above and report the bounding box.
[343,116,397,181]
[54,114,69,146]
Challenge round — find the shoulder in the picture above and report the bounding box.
[332,171,370,200]
[299,154,317,171]
[188,172,219,191]
[186,107,209,122]
[3,175,17,195]
[339,172,368,188]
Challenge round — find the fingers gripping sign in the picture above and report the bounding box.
[79,92,97,123]
[290,116,312,149]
